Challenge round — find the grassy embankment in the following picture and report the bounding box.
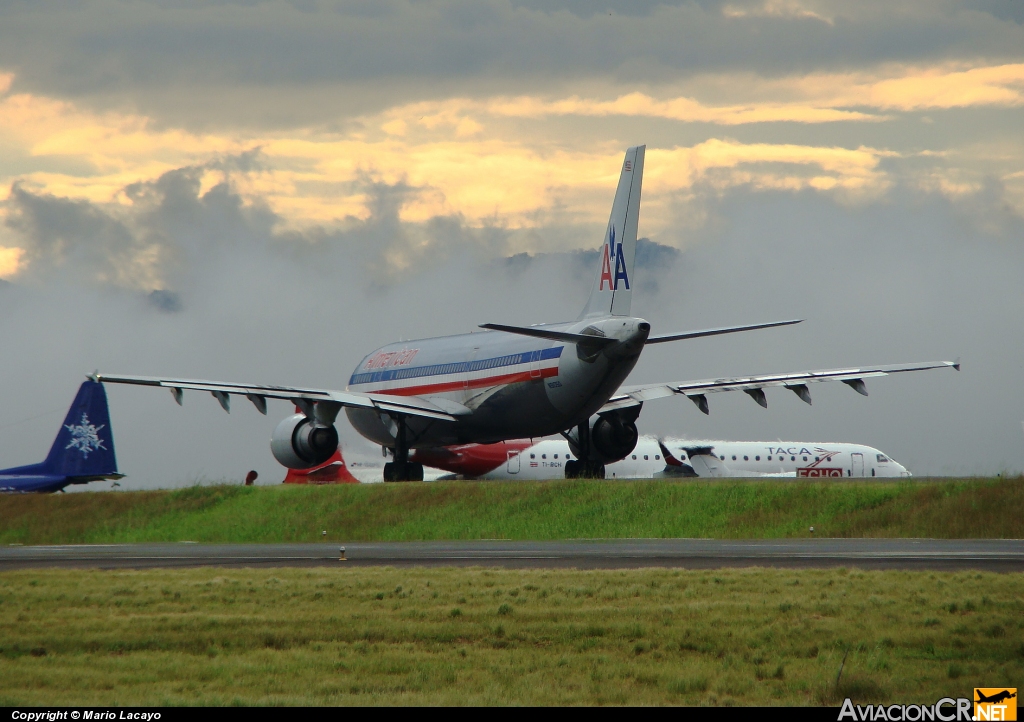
[1,477,1023,544]
[0,566,1021,705]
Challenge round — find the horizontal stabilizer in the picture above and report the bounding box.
[646,319,802,344]
[479,323,618,346]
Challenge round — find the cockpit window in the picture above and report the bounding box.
[877,454,888,462]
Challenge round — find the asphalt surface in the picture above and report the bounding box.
[2,539,1023,571]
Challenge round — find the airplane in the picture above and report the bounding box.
[975,690,1016,705]
[93,145,958,481]
[282,443,446,484]
[411,436,911,479]
[0,380,123,493]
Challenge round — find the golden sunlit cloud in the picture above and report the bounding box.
[786,63,1024,111]
[485,93,881,124]
[722,0,834,25]
[2,59,1022,259]
[0,245,24,278]
[860,63,1024,111]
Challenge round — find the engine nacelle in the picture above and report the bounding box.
[270,413,339,469]
[591,415,639,462]
[567,410,640,464]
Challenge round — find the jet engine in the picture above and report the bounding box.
[567,408,641,464]
[270,413,339,469]
[591,414,639,462]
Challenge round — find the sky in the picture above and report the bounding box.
[0,0,1022,488]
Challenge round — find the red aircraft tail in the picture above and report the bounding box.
[282,447,360,484]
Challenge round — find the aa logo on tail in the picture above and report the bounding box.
[599,226,630,291]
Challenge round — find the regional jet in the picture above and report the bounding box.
[412,436,910,479]
[95,146,958,480]
[0,380,123,492]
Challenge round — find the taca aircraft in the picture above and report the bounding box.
[96,146,958,481]
[0,381,123,493]
[411,436,910,479]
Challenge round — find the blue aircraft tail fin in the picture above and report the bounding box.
[41,381,118,478]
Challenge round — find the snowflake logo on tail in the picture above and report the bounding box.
[65,413,106,457]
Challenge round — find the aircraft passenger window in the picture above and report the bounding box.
[655,455,660,460]
[554,454,558,459]
[743,455,748,461]
[732,455,737,461]
[530,454,536,459]
[632,455,637,460]
[755,455,760,461]
[767,456,771,461]
[815,457,820,462]
[790,456,795,461]
[542,454,547,459]
[644,455,649,460]
[803,456,808,461]
[720,455,725,460]
[680,454,686,460]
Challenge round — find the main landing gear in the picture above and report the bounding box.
[383,414,425,482]
[563,421,606,479]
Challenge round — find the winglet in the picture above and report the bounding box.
[953,357,961,371]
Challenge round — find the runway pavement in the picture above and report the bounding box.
[2,539,1023,571]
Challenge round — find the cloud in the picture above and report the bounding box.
[796,62,1024,111]
[484,93,882,124]
[722,0,836,25]
[0,245,22,277]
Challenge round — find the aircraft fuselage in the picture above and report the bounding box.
[345,316,650,447]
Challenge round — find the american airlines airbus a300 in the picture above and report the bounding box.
[96,146,958,481]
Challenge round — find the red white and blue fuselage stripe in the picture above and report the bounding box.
[349,346,564,397]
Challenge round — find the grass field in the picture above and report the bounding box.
[1,477,1022,544]
[0,566,1021,705]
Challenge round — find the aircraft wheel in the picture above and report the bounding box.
[564,460,580,479]
[384,461,423,482]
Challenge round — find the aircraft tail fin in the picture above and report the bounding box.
[579,145,645,319]
[283,448,359,484]
[41,380,118,478]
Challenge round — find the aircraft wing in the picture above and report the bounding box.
[599,360,959,415]
[92,373,458,421]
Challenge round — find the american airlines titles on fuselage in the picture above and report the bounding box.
[94,145,958,483]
